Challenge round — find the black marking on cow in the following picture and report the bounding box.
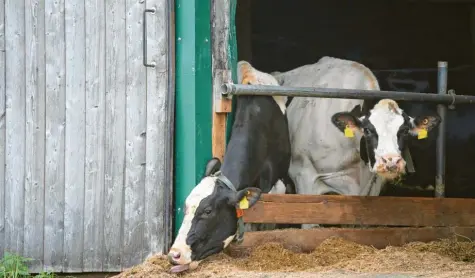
[183,94,294,262]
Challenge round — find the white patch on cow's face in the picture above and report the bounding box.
[268,179,286,194]
[168,176,218,265]
[366,100,406,178]
[368,105,404,157]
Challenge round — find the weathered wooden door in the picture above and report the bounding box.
[0,0,174,273]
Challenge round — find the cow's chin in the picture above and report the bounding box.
[169,261,201,274]
[376,169,405,181]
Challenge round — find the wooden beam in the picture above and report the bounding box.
[242,194,475,227]
[211,70,232,161]
[211,0,233,161]
[225,227,475,257]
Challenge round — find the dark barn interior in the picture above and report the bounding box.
[235,0,475,198]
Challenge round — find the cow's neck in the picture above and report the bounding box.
[218,97,267,191]
[219,136,260,192]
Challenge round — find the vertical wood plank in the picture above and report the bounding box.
[63,0,85,272]
[24,0,45,272]
[104,0,126,271]
[211,0,233,161]
[44,0,66,271]
[84,0,106,272]
[4,0,26,256]
[144,0,168,258]
[122,0,147,269]
[0,0,6,258]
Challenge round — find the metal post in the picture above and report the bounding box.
[435,61,448,198]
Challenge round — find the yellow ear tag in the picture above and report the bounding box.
[418,128,428,140]
[239,197,249,209]
[344,126,354,138]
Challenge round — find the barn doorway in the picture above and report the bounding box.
[235,0,475,198]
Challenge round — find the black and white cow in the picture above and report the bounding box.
[374,67,475,197]
[271,56,442,228]
[167,61,295,272]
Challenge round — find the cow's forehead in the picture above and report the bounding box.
[185,176,218,209]
[367,100,405,135]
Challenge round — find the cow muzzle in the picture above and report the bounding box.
[167,246,200,273]
[167,246,191,265]
[374,154,406,179]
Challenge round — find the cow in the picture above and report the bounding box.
[271,56,441,228]
[167,61,296,273]
[374,67,475,198]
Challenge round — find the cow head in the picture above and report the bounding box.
[331,99,441,180]
[167,158,262,272]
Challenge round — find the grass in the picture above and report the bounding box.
[0,252,69,278]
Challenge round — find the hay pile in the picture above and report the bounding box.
[114,236,475,278]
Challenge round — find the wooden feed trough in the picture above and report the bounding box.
[226,194,475,256]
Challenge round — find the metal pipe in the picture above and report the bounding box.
[435,61,447,198]
[221,83,475,105]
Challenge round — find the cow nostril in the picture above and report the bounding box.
[387,165,398,172]
[381,157,387,163]
[168,251,181,263]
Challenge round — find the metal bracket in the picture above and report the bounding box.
[403,146,416,173]
[233,217,245,244]
[448,89,456,110]
[143,8,157,68]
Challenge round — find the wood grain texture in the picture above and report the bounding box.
[63,0,86,272]
[144,0,168,259]
[0,0,6,258]
[212,107,227,161]
[226,227,475,257]
[0,0,172,271]
[4,0,26,256]
[24,0,45,272]
[211,0,233,112]
[211,0,233,161]
[104,0,126,271]
[44,0,66,270]
[122,0,147,269]
[84,0,106,271]
[243,194,475,227]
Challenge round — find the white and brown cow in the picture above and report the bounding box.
[272,56,441,228]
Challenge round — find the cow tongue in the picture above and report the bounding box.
[170,264,190,273]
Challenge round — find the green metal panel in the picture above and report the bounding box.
[174,0,212,236]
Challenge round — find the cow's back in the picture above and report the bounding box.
[277,56,381,196]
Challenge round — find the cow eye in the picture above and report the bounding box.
[204,208,212,215]
[400,128,409,135]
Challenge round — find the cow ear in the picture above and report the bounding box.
[349,104,363,117]
[204,157,221,177]
[228,187,262,209]
[331,112,362,137]
[237,61,256,85]
[409,115,441,139]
